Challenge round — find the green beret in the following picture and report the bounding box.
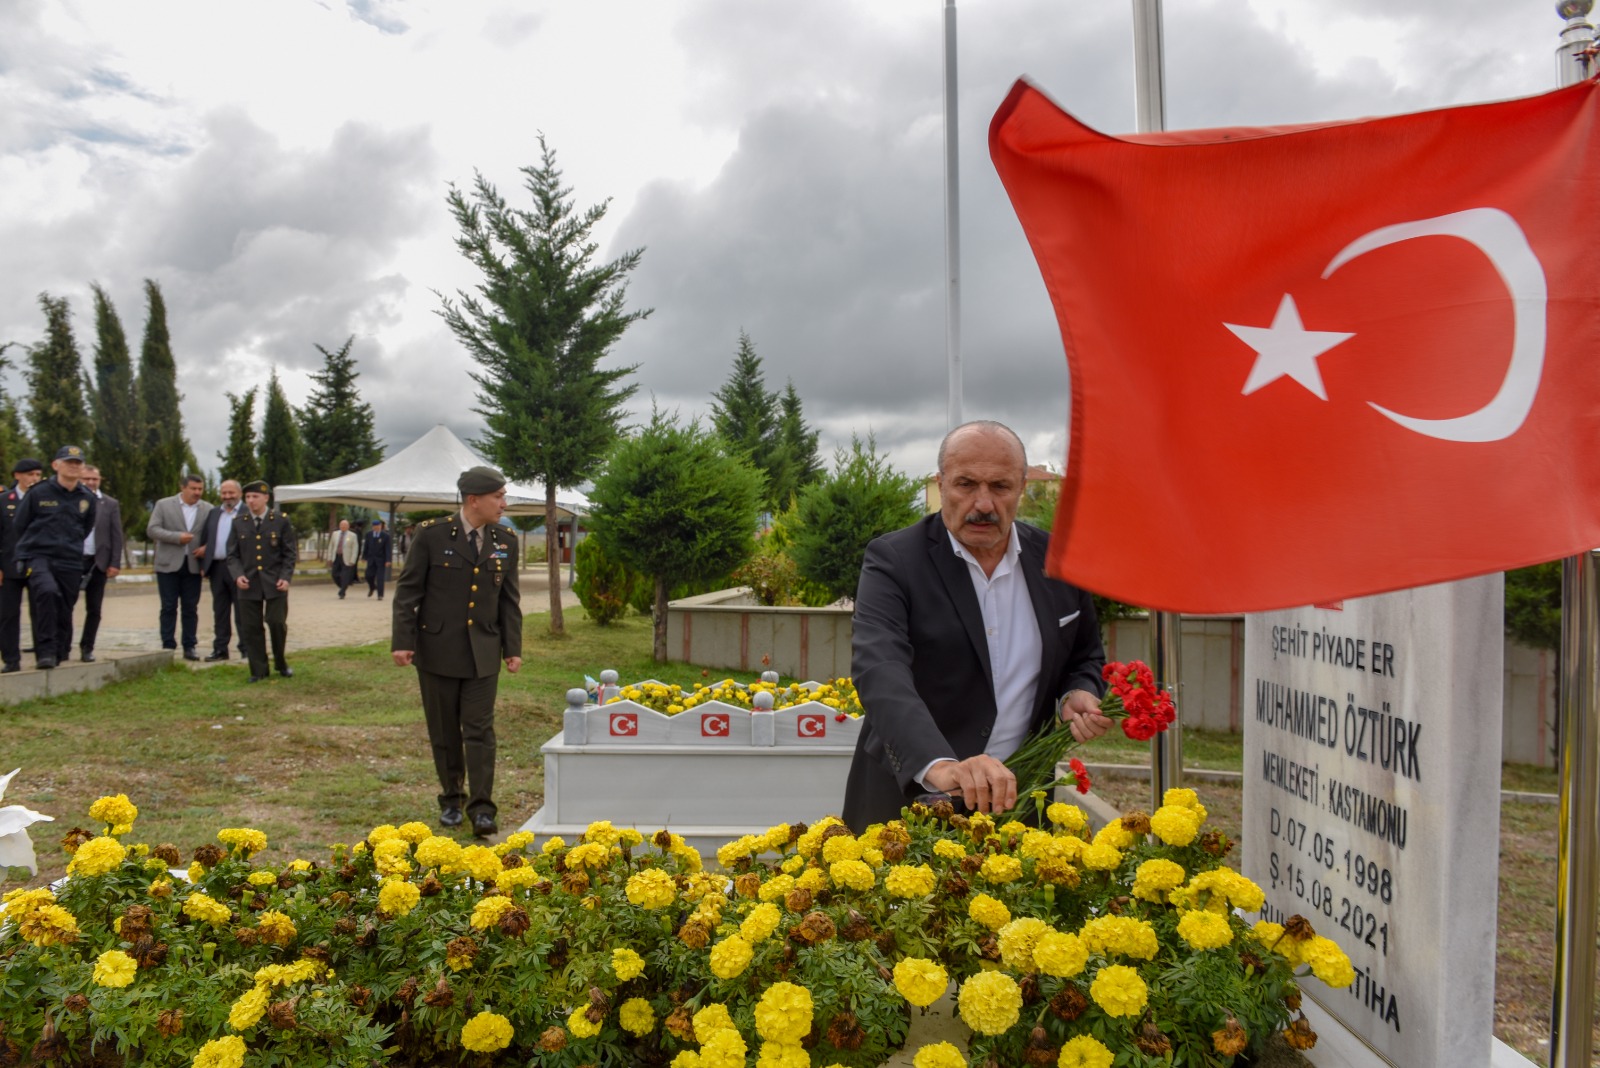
[242,480,270,496]
[458,465,506,496]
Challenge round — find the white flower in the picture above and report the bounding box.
[0,769,55,876]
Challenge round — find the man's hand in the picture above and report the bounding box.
[178,532,194,545]
[235,576,249,590]
[1060,689,1112,743]
[192,545,205,558]
[275,579,289,592]
[923,755,1017,815]
[106,567,119,579]
[393,650,414,667]
[504,656,522,674]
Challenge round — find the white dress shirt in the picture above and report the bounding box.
[83,489,101,555]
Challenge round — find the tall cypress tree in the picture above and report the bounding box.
[89,283,145,530]
[0,344,37,477]
[297,336,382,531]
[439,136,648,634]
[218,387,260,484]
[770,380,823,511]
[136,279,193,502]
[708,331,779,510]
[26,293,93,453]
[260,370,307,530]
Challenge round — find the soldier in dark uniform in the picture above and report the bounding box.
[392,465,522,837]
[12,446,97,669]
[0,458,43,673]
[226,480,296,683]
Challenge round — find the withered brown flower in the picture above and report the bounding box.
[1283,1016,1318,1050]
[155,1008,184,1038]
[1212,1016,1249,1057]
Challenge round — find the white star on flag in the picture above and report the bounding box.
[1226,294,1355,401]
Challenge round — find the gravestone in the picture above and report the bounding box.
[1241,577,1505,1068]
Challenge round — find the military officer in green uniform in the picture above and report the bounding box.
[392,465,522,836]
[226,480,296,683]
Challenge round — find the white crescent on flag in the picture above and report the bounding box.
[797,715,825,738]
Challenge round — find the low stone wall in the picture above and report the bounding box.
[665,587,853,681]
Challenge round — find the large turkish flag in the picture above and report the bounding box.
[990,78,1600,613]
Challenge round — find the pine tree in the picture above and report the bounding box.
[0,344,37,477]
[709,331,779,509]
[260,371,305,492]
[26,293,93,453]
[770,380,823,511]
[440,136,648,634]
[218,387,261,484]
[88,283,144,531]
[789,435,921,603]
[298,336,382,482]
[136,279,194,502]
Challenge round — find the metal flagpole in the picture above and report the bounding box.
[943,0,962,430]
[1551,7,1599,1065]
[1131,0,1182,811]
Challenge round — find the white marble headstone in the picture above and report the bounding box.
[1241,576,1503,1068]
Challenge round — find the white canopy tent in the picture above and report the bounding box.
[272,424,590,519]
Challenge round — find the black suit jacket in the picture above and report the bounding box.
[196,504,244,578]
[88,493,124,571]
[841,515,1106,830]
[363,530,392,564]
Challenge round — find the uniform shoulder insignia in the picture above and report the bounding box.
[418,517,439,529]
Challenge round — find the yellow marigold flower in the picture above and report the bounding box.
[92,949,137,988]
[700,1028,748,1068]
[187,861,206,883]
[567,1005,602,1039]
[957,971,1022,1035]
[1033,931,1089,978]
[462,1010,515,1052]
[18,902,79,946]
[1131,858,1186,902]
[1178,909,1234,950]
[998,820,1028,837]
[1092,818,1134,850]
[741,901,782,942]
[820,834,862,864]
[672,1054,702,1068]
[1018,830,1063,860]
[997,917,1054,972]
[1150,805,1201,847]
[884,864,936,898]
[542,835,567,854]
[1227,872,1266,912]
[256,910,297,947]
[760,823,792,852]
[967,893,1011,930]
[933,839,966,861]
[148,877,173,899]
[217,828,267,857]
[370,838,411,877]
[1080,843,1122,871]
[367,824,403,844]
[182,892,232,927]
[1303,935,1356,988]
[709,934,754,979]
[893,957,949,1007]
[1163,787,1208,822]
[414,835,463,871]
[498,865,539,891]
[254,959,323,987]
[247,870,276,886]
[795,867,827,892]
[716,835,758,869]
[829,859,876,892]
[563,842,609,870]
[1089,964,1148,1017]
[626,868,678,909]
[758,873,796,902]
[88,794,138,832]
[1046,802,1088,832]
[378,878,420,918]
[780,855,805,874]
[613,947,646,981]
[1079,915,1159,960]
[862,846,885,867]
[290,858,310,872]
[756,1042,810,1068]
[793,817,842,858]
[496,830,534,853]
[396,821,433,844]
[979,854,1022,884]
[460,844,504,882]
[191,1034,246,1068]
[1186,868,1262,912]
[584,819,621,845]
[693,1002,736,1042]
[620,996,655,1036]
[1,887,54,922]
[754,980,813,1044]
[470,895,518,930]
[446,942,477,972]
[68,836,127,877]
[1058,1034,1115,1068]
[228,985,269,1030]
[913,1041,969,1068]
[682,872,731,902]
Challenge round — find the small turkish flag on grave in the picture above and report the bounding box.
[701,713,730,737]
[609,713,638,737]
[797,714,827,738]
[990,78,1600,612]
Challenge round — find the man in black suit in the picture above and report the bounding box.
[73,464,124,662]
[363,519,392,600]
[0,458,43,673]
[841,421,1111,831]
[195,479,245,662]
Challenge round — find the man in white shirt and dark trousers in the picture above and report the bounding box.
[73,464,123,663]
[331,519,358,599]
[147,474,212,661]
[196,479,244,661]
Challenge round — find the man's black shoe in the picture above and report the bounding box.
[439,807,464,828]
[182,649,200,662]
[79,650,95,663]
[205,652,228,662]
[471,813,498,838]
[247,675,268,684]
[338,590,345,599]
[1,663,20,674]
[367,588,374,598]
[36,656,56,670]
[277,667,294,678]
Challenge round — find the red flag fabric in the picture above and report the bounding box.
[990,79,1600,613]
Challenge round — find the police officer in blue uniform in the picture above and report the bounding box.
[0,458,44,673]
[12,446,96,669]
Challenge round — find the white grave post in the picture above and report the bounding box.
[1241,577,1504,1068]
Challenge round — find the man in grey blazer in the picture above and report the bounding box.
[841,421,1111,831]
[147,474,212,660]
[72,464,124,662]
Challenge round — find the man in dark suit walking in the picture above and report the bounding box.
[392,466,522,837]
[227,480,296,683]
[195,479,244,662]
[0,458,43,673]
[363,519,392,600]
[841,421,1111,831]
[73,464,124,662]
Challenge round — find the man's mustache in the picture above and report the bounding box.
[965,511,1000,525]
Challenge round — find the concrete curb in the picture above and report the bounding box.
[0,651,173,707]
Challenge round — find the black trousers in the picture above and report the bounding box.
[207,568,243,657]
[238,594,289,678]
[417,670,498,819]
[0,569,32,666]
[75,556,108,654]
[155,569,202,651]
[23,558,83,661]
[365,559,387,597]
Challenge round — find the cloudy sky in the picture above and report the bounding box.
[0,0,1568,489]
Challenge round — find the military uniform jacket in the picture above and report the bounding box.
[391,517,521,679]
[226,510,297,600]
[0,483,28,571]
[13,477,96,567]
